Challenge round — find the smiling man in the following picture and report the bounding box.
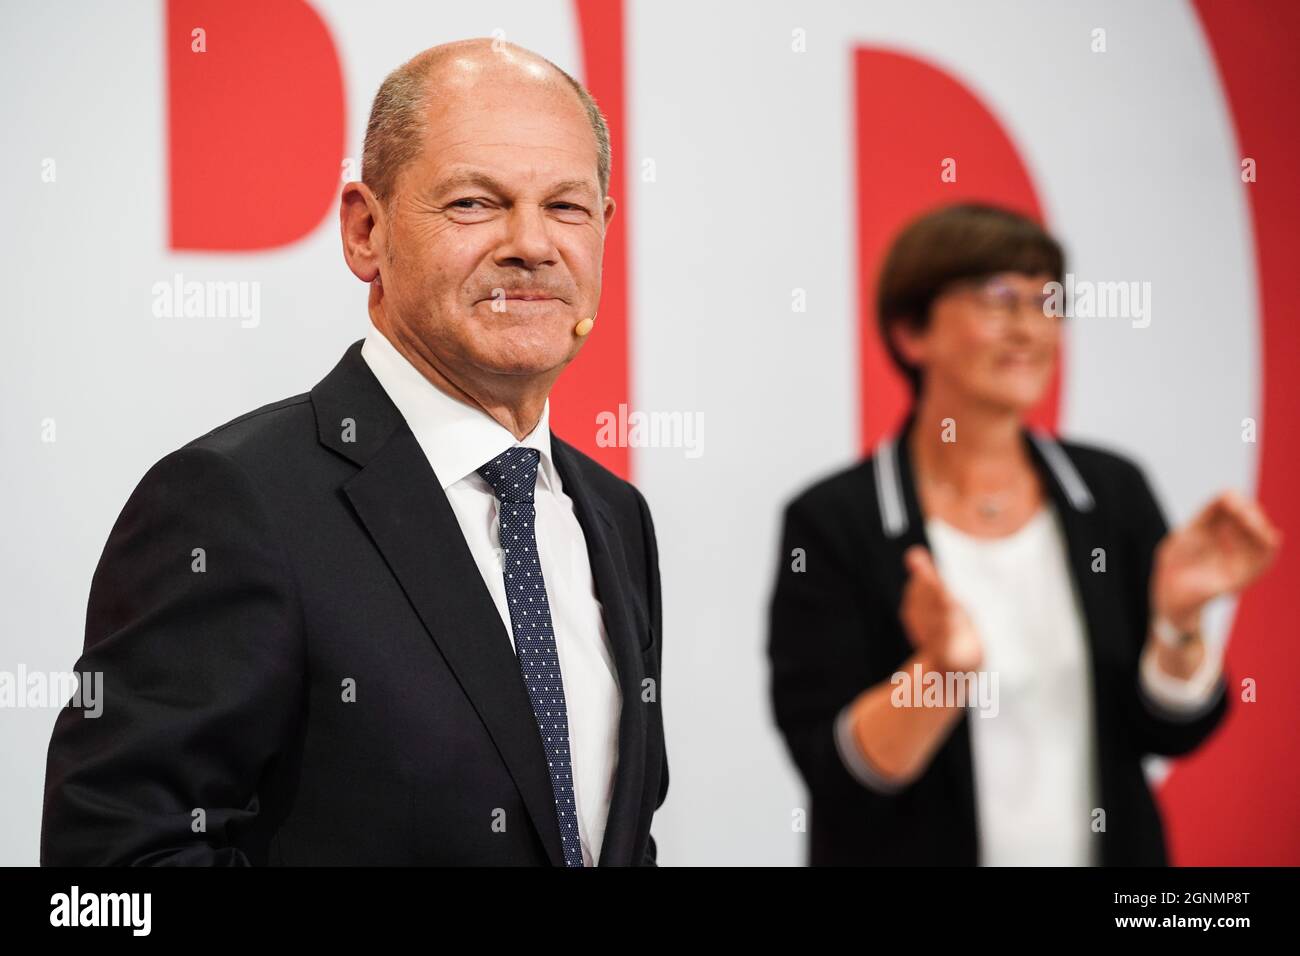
[41,39,667,867]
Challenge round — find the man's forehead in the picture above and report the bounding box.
[422,79,590,141]
[392,47,602,196]
[415,101,599,190]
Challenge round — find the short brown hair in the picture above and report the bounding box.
[361,45,611,208]
[877,203,1065,394]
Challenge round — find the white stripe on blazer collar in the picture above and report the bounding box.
[873,428,1095,539]
[873,437,909,538]
[1027,431,1096,513]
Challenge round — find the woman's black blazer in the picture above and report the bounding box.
[768,411,1229,866]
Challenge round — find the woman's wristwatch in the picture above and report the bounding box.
[1153,613,1199,648]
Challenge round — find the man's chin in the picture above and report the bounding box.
[467,343,577,379]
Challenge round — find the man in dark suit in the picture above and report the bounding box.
[41,37,667,866]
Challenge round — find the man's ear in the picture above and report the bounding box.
[602,194,616,232]
[340,182,385,283]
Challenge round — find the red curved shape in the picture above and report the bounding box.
[556,0,630,479]
[167,0,345,251]
[854,48,1060,451]
[1158,0,1300,866]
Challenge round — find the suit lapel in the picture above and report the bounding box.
[878,413,981,856]
[1024,435,1103,617]
[312,340,565,865]
[550,438,648,867]
[1021,428,1127,865]
[1020,431,1127,667]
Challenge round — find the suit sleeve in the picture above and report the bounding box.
[632,485,666,866]
[41,445,305,865]
[1117,459,1229,756]
[768,496,891,804]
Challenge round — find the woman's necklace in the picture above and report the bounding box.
[920,474,1016,523]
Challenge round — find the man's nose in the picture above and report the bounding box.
[494,204,559,270]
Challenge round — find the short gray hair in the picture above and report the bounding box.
[361,46,611,206]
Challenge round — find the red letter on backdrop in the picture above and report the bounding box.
[854,48,1059,451]
[558,0,632,478]
[167,0,345,251]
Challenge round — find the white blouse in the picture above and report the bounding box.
[927,506,1098,865]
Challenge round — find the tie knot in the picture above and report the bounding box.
[477,446,542,503]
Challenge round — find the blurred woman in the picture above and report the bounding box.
[768,203,1280,865]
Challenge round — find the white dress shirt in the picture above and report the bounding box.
[835,504,1224,865]
[360,324,621,866]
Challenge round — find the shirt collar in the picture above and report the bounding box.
[359,323,558,493]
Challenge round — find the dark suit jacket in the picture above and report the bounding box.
[41,339,668,866]
[768,411,1229,866]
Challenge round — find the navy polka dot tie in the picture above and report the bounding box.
[477,446,585,867]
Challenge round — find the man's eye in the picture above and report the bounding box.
[450,199,483,209]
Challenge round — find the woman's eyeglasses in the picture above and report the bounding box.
[947,276,1060,327]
